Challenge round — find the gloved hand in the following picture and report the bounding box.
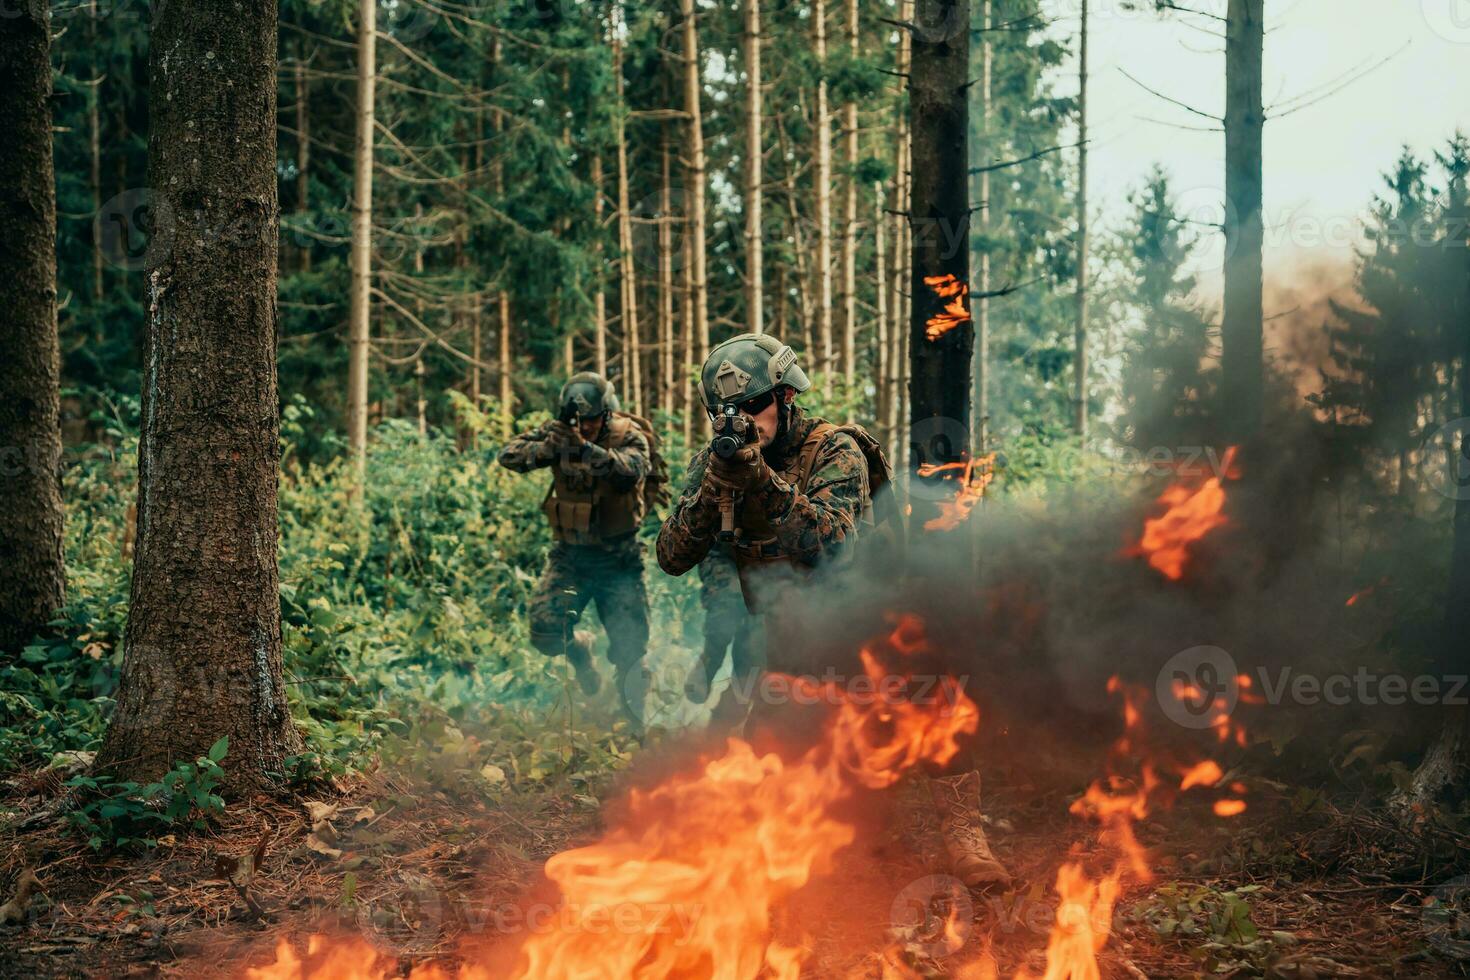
[704,444,770,494]
[544,420,582,453]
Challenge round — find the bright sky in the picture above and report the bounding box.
[1046,0,1470,286]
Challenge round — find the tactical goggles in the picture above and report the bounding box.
[732,390,777,415]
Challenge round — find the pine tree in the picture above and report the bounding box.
[97,0,301,787]
[0,1,65,656]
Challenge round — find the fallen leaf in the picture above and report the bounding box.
[352,806,376,825]
[480,764,507,785]
[304,801,338,824]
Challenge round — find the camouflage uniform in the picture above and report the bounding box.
[499,407,651,714]
[657,334,1011,889]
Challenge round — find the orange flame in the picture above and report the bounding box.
[922,274,972,340]
[1126,447,1240,580]
[246,619,977,980]
[919,454,998,531]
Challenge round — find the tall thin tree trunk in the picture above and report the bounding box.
[499,291,513,432]
[682,211,696,446]
[908,0,972,513]
[744,0,764,335]
[1223,0,1264,440]
[874,180,889,435]
[346,0,376,477]
[889,1,911,460]
[295,42,311,273]
[681,0,710,364]
[1073,0,1089,439]
[593,151,608,376]
[660,130,676,411]
[0,1,65,656]
[89,1,104,303]
[96,0,299,785]
[814,0,834,387]
[613,8,641,413]
[840,0,859,383]
[974,0,992,451]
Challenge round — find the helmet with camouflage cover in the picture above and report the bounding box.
[557,372,620,421]
[699,334,811,413]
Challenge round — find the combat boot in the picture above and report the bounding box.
[566,630,602,695]
[926,770,1012,889]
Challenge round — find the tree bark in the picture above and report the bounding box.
[974,0,992,451]
[908,0,972,518]
[89,1,104,303]
[592,151,608,377]
[0,1,65,656]
[814,0,834,388]
[96,0,300,787]
[680,0,710,366]
[613,7,642,413]
[874,180,889,437]
[1223,0,1264,440]
[889,2,912,461]
[840,0,860,384]
[660,130,676,411]
[1074,0,1089,438]
[745,0,764,336]
[346,0,376,476]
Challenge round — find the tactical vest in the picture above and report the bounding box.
[541,415,647,546]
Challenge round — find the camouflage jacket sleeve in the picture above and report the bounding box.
[578,422,649,492]
[498,422,557,473]
[656,447,720,575]
[752,431,868,565]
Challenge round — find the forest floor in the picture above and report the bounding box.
[5,743,1470,980]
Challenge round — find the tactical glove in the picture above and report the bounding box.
[705,444,771,494]
[544,420,582,452]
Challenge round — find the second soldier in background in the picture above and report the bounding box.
[498,373,656,725]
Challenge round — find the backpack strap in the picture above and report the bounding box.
[795,421,840,492]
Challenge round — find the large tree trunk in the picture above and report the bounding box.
[908,0,971,519]
[96,0,300,787]
[744,0,764,336]
[0,2,65,656]
[814,0,834,387]
[680,0,710,365]
[1074,0,1089,438]
[840,0,859,383]
[973,0,992,451]
[346,0,376,476]
[1222,0,1264,440]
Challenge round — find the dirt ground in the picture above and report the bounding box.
[3,754,1469,979]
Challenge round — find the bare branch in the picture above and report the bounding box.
[1118,67,1222,122]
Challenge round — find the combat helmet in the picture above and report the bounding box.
[557,372,620,422]
[699,334,811,414]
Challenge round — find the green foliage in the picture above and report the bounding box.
[64,738,229,851]
[1129,882,1296,974]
